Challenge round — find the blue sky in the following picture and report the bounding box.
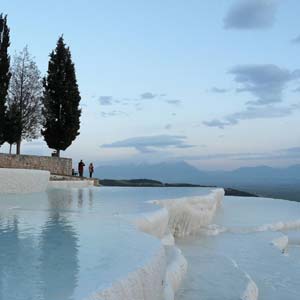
[1,0,300,170]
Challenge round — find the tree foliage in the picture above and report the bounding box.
[0,14,11,146]
[7,46,43,154]
[42,36,81,157]
[5,102,21,153]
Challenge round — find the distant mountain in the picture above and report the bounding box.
[94,161,206,184]
[220,164,300,185]
[94,161,300,201]
[94,161,300,187]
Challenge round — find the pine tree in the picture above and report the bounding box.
[42,36,81,157]
[0,14,11,146]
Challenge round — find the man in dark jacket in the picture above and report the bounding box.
[78,160,85,177]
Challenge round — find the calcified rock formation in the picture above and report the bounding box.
[93,188,225,300]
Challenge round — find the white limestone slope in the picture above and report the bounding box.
[163,246,188,300]
[127,188,224,300]
[87,188,224,300]
[89,246,166,300]
[132,208,173,244]
[241,274,259,300]
[271,235,289,253]
[152,188,224,237]
[228,258,258,300]
[0,168,50,193]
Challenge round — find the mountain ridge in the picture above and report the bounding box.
[94,161,300,186]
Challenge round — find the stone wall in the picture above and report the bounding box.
[0,153,72,176]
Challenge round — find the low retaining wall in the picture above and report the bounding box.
[0,153,72,176]
[48,180,94,189]
[0,168,50,194]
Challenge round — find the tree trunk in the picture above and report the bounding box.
[16,140,21,155]
[56,149,60,157]
[9,144,12,154]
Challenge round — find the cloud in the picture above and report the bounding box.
[229,64,300,105]
[97,92,182,109]
[226,104,297,122]
[203,104,300,129]
[98,92,159,106]
[101,135,194,153]
[293,87,300,93]
[224,0,278,30]
[291,35,300,44]
[140,93,182,105]
[177,152,263,161]
[101,110,127,118]
[140,92,157,100]
[135,103,143,111]
[176,147,300,162]
[203,119,229,129]
[210,87,229,93]
[284,147,300,154]
[204,64,300,129]
[165,99,181,105]
[98,96,113,105]
[234,147,300,161]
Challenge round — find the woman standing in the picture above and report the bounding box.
[89,163,94,178]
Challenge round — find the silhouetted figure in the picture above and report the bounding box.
[89,163,94,178]
[78,160,85,177]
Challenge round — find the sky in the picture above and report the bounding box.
[1,0,300,170]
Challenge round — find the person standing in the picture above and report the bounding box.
[89,163,94,178]
[78,160,85,177]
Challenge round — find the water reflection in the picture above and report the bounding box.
[0,217,41,300]
[78,189,83,208]
[0,217,19,300]
[39,213,79,300]
[46,189,73,211]
[76,188,94,209]
[88,188,94,209]
[0,190,80,300]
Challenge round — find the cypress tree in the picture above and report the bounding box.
[0,14,11,146]
[42,36,81,157]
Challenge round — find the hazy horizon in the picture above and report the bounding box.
[1,0,300,170]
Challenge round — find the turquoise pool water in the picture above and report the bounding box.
[2,187,299,300]
[0,187,210,300]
